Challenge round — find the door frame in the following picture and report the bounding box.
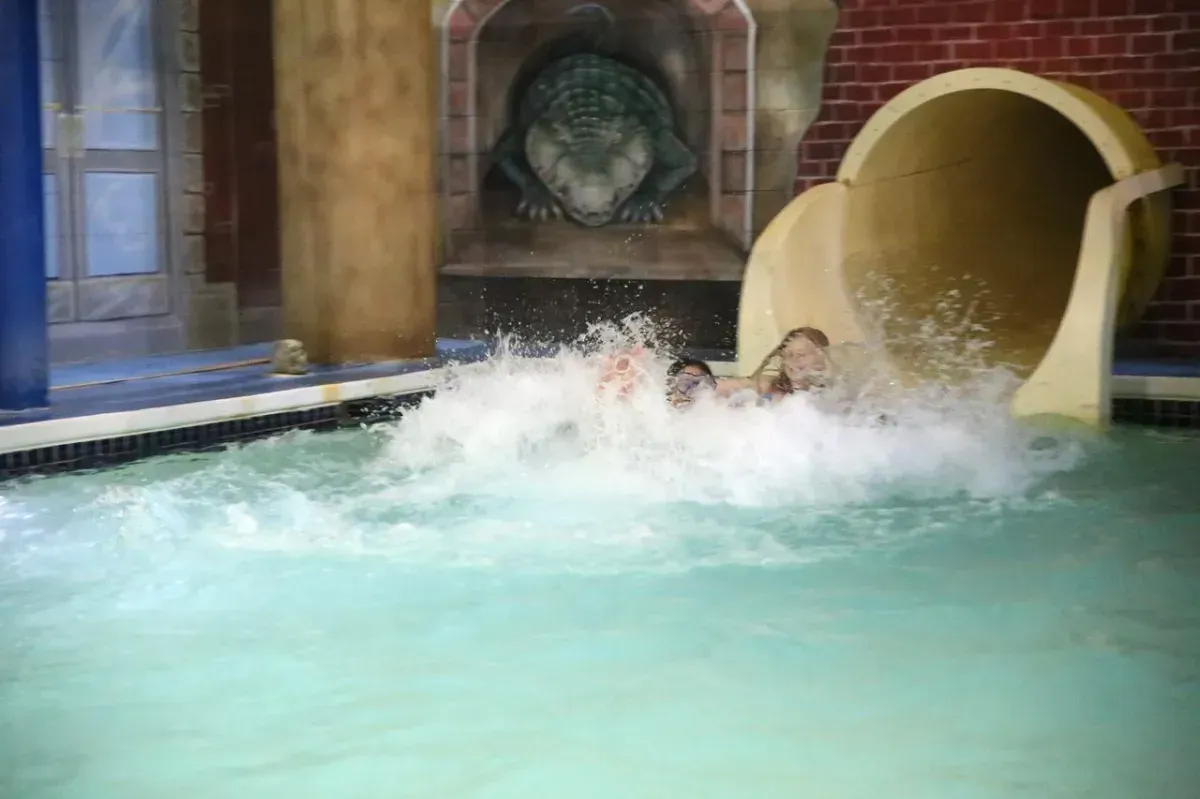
[41,0,191,362]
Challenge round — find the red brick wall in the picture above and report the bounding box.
[797,0,1199,357]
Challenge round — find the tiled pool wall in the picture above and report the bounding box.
[1112,398,1200,429]
[0,392,433,480]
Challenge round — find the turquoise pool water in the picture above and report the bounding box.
[2,353,1199,798]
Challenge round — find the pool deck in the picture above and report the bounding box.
[0,343,1198,455]
[0,340,489,455]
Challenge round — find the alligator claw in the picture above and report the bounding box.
[516,186,562,222]
[619,197,664,225]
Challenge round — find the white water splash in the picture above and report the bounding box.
[378,321,1083,510]
[2,318,1089,575]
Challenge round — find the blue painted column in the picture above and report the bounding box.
[0,0,50,410]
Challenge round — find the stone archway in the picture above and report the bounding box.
[437,0,756,257]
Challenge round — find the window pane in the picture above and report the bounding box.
[41,69,57,150]
[39,0,59,150]
[83,172,158,276]
[77,0,159,151]
[44,174,59,279]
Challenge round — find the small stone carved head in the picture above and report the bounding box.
[271,339,309,376]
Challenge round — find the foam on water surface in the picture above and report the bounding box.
[2,324,1199,798]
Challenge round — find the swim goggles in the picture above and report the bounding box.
[669,371,717,398]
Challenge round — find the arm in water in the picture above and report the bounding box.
[596,346,651,397]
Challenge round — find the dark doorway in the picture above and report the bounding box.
[199,0,281,318]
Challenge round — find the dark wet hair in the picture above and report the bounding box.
[667,358,714,378]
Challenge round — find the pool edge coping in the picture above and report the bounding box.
[0,362,495,457]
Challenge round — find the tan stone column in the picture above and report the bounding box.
[273,0,437,363]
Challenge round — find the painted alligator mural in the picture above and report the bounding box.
[491,52,698,227]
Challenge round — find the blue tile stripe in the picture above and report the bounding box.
[1112,359,1200,378]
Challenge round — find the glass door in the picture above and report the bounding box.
[40,0,169,325]
[41,0,72,321]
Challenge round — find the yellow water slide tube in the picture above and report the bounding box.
[738,68,1185,427]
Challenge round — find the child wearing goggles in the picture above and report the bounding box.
[666,358,718,407]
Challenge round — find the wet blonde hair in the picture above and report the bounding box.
[749,326,831,395]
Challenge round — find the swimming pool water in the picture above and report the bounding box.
[2,355,1199,798]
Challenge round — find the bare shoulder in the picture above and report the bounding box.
[714,376,754,397]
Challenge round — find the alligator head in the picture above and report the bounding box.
[525,113,653,227]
